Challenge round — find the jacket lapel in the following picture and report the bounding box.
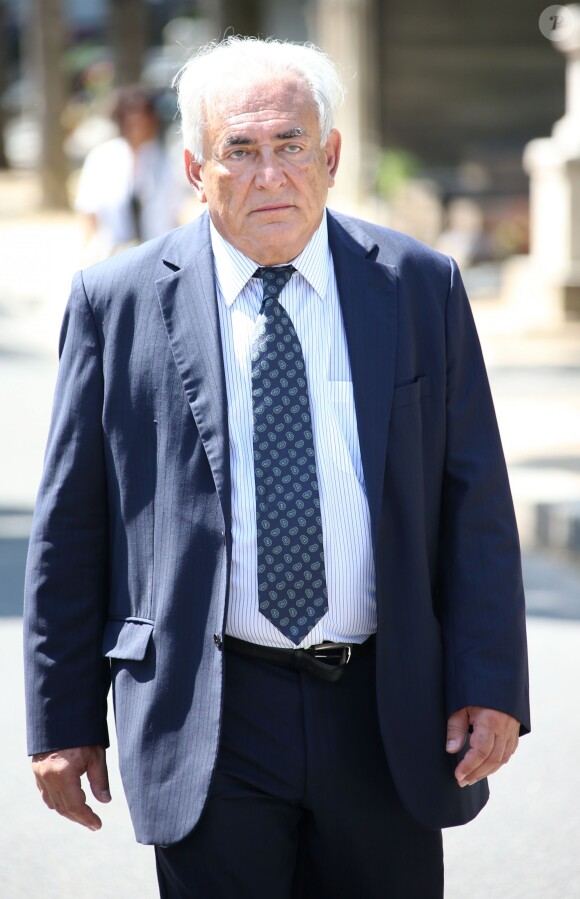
[155,215,231,529]
[154,211,397,548]
[327,212,398,553]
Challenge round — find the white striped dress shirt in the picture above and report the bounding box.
[211,213,376,648]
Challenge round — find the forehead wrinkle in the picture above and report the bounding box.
[210,83,316,127]
[205,82,321,156]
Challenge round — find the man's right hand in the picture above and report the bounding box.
[32,745,111,831]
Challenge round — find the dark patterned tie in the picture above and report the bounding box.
[251,265,328,645]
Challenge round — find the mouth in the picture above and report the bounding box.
[253,203,294,213]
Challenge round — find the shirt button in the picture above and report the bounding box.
[213,633,223,651]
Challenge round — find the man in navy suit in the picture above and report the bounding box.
[25,37,529,898]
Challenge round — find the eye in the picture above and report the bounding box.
[284,144,302,154]
[229,149,248,159]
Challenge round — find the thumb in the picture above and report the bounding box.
[87,749,111,803]
[446,708,469,754]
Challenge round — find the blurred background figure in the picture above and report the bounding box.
[75,84,186,262]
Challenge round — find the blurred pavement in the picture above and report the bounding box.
[475,301,580,566]
[1,171,579,897]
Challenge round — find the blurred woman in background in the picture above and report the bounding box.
[75,84,186,262]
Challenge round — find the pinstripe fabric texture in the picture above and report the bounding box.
[23,210,530,845]
[212,217,377,648]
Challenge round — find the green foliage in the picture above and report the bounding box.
[376,147,421,198]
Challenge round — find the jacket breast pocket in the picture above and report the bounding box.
[391,375,431,410]
[102,617,154,661]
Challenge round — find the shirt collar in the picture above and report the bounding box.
[210,213,330,308]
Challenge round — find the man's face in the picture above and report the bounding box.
[185,76,341,265]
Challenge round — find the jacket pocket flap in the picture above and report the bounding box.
[392,375,431,410]
[102,618,154,661]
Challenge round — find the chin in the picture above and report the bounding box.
[247,222,299,250]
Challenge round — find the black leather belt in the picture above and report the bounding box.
[224,634,376,683]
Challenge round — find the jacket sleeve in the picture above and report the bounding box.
[23,271,111,755]
[437,258,530,733]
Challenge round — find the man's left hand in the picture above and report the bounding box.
[446,706,520,787]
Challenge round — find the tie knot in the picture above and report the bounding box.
[254,265,295,302]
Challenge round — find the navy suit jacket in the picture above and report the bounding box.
[24,210,530,845]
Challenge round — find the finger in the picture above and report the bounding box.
[446,708,469,754]
[34,772,56,810]
[456,733,519,787]
[35,776,100,829]
[56,783,103,830]
[455,708,521,785]
[455,735,508,786]
[33,754,103,830]
[500,732,519,766]
[455,718,520,784]
[87,751,111,804]
[454,720,501,784]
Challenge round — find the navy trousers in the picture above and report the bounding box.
[155,646,443,898]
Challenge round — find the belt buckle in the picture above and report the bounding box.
[298,642,353,682]
[311,642,352,666]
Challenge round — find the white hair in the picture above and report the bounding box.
[174,36,345,161]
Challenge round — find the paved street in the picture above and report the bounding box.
[1,172,579,897]
[2,604,580,898]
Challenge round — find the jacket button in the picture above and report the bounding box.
[213,633,223,651]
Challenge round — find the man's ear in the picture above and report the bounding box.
[325,129,342,188]
[185,150,207,203]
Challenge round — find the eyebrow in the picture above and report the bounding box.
[277,128,305,140]
[223,127,305,148]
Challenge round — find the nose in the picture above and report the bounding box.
[254,151,286,189]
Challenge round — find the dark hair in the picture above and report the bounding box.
[111,85,157,127]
